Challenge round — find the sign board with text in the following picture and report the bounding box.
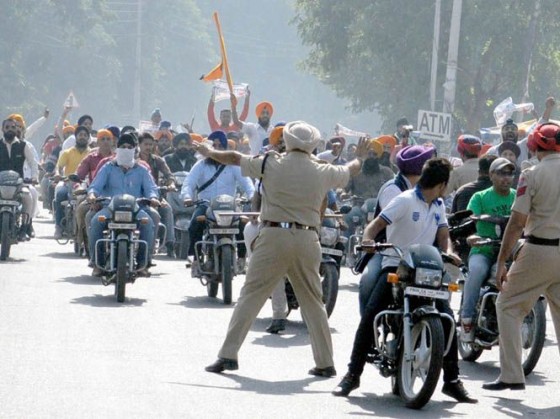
[417,110,452,142]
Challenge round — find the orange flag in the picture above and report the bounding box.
[200,60,223,82]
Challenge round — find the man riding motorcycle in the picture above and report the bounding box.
[181,130,254,275]
[86,133,158,277]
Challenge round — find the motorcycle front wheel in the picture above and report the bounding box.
[397,316,444,409]
[220,246,233,305]
[115,240,127,303]
[0,212,11,260]
[320,263,339,318]
[522,298,547,376]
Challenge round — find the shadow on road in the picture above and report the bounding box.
[169,375,324,396]
[0,257,27,263]
[58,274,100,285]
[338,283,359,293]
[70,294,147,307]
[173,295,235,309]
[490,395,560,418]
[41,252,81,260]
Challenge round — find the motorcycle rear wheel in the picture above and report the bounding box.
[177,230,189,260]
[522,298,547,376]
[320,263,339,318]
[397,316,444,409]
[115,240,127,303]
[220,246,233,305]
[0,212,11,260]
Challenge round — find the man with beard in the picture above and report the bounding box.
[0,118,37,240]
[317,136,347,165]
[182,131,254,275]
[53,125,91,239]
[233,95,273,156]
[343,140,394,238]
[446,135,483,195]
[61,114,94,151]
[164,133,197,173]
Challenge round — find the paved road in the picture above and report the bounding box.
[1,212,560,418]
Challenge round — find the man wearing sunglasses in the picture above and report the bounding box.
[460,157,516,342]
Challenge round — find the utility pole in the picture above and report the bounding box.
[132,0,142,124]
[443,0,462,114]
[430,0,441,111]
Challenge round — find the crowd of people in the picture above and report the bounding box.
[2,91,560,406]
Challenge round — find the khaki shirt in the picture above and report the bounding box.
[446,158,479,195]
[240,151,350,228]
[513,154,560,239]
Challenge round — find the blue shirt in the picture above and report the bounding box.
[181,159,254,201]
[88,161,159,199]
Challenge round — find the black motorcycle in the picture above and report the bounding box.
[93,194,151,302]
[359,242,458,409]
[0,170,28,260]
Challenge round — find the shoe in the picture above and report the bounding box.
[442,380,478,403]
[205,358,239,373]
[266,319,286,334]
[191,260,201,278]
[332,373,360,397]
[482,380,525,391]
[308,366,337,377]
[460,319,474,343]
[136,268,151,277]
[27,223,35,238]
[92,267,104,277]
[54,225,63,240]
[185,257,193,268]
[17,228,29,242]
[166,242,175,258]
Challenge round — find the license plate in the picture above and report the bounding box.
[209,228,239,234]
[108,222,137,230]
[0,200,18,206]
[322,247,343,256]
[405,286,449,300]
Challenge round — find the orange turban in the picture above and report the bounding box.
[227,139,237,150]
[269,126,284,146]
[480,143,493,156]
[63,125,76,135]
[367,139,383,157]
[255,101,274,118]
[154,130,173,142]
[8,113,25,128]
[63,119,71,127]
[190,133,204,143]
[96,129,113,140]
[375,135,398,151]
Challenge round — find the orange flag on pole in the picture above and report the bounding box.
[200,60,223,82]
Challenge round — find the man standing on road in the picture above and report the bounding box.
[483,122,560,391]
[200,121,368,376]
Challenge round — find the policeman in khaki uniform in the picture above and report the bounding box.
[196,121,369,375]
[484,122,560,391]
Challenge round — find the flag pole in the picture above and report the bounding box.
[213,12,234,95]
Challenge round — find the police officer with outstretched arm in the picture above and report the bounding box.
[195,121,369,376]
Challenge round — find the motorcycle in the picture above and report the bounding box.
[168,171,193,260]
[192,195,254,305]
[56,174,88,255]
[341,195,377,267]
[285,210,346,317]
[454,214,546,375]
[0,170,28,260]
[92,194,151,303]
[359,242,458,409]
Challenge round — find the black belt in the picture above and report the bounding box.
[262,220,318,233]
[527,235,560,246]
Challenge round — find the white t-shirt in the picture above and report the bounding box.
[241,121,272,156]
[379,187,447,268]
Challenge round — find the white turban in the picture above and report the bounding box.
[283,121,321,154]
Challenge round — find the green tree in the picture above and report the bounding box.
[294,0,560,132]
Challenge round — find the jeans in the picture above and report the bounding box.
[348,268,459,382]
[158,203,175,244]
[54,183,70,227]
[462,253,493,320]
[358,253,383,316]
[89,207,154,267]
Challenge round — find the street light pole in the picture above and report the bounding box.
[443,0,462,114]
[430,0,441,111]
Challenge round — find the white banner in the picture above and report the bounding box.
[493,97,534,126]
[334,123,367,138]
[212,79,249,103]
[63,91,79,109]
[138,120,156,132]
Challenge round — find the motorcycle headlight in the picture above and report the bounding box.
[114,211,133,222]
[414,268,442,288]
[0,185,17,199]
[320,226,338,246]
[215,212,234,226]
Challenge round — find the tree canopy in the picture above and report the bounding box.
[294,0,560,132]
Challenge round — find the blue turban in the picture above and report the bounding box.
[208,130,228,149]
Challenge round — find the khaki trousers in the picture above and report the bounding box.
[497,242,560,383]
[218,226,333,368]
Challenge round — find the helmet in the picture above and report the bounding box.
[396,145,436,175]
[528,123,560,152]
[457,134,482,156]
